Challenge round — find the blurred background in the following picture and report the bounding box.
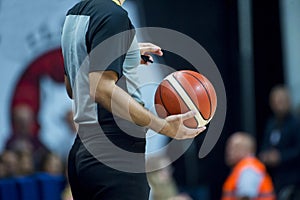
[0,0,300,200]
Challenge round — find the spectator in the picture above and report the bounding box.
[40,152,64,176]
[0,155,8,178]
[259,85,300,197]
[222,132,275,200]
[17,151,35,176]
[166,136,211,200]
[6,104,50,169]
[6,104,36,153]
[146,155,192,200]
[1,150,20,177]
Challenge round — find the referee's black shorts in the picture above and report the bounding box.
[68,124,150,200]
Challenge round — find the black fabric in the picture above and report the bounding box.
[260,114,300,192]
[68,135,150,200]
[66,0,135,79]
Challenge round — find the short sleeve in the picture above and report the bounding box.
[87,9,135,78]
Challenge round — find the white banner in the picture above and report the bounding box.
[0,0,78,154]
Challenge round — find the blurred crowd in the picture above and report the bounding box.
[0,104,75,200]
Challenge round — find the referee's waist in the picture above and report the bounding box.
[77,122,147,139]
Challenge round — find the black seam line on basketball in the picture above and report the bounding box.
[159,83,171,116]
[182,71,212,120]
[169,75,199,127]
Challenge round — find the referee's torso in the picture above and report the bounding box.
[61,0,143,128]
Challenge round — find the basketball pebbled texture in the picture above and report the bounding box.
[154,70,217,128]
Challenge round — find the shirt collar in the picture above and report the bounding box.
[112,0,121,6]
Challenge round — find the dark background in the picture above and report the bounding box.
[138,0,284,199]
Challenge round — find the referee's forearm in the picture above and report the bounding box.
[98,82,166,131]
[89,71,166,133]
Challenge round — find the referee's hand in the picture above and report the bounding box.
[139,43,163,65]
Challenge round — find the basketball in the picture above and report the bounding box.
[154,70,217,128]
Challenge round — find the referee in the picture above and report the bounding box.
[61,0,206,199]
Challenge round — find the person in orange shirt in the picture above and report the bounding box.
[222,132,275,200]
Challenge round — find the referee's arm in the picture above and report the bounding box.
[89,70,206,139]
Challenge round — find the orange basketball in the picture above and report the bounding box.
[154,70,217,128]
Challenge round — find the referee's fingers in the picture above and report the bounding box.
[180,110,197,121]
[181,126,206,139]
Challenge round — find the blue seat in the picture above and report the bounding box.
[16,176,40,200]
[35,173,66,200]
[0,178,19,200]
